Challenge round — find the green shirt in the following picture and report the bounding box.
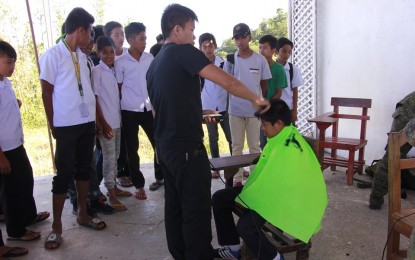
[265,62,287,100]
[235,125,328,243]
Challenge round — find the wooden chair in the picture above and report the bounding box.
[387,129,415,260]
[308,97,372,185]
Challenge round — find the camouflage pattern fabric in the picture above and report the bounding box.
[406,118,415,146]
[370,91,415,207]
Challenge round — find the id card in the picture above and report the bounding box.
[79,102,89,118]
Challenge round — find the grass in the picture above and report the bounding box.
[24,124,235,177]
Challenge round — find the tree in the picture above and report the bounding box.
[218,8,288,57]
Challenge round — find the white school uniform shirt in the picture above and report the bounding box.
[0,78,23,151]
[39,40,96,127]
[115,51,153,112]
[280,62,304,110]
[114,47,128,62]
[228,51,271,117]
[92,61,121,129]
[201,56,227,112]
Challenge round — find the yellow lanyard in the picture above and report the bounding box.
[63,40,84,97]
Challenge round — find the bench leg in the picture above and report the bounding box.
[296,248,310,260]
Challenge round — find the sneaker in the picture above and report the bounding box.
[90,198,115,215]
[214,246,241,259]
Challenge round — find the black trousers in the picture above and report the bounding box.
[53,122,95,194]
[0,145,37,237]
[116,127,130,178]
[121,110,162,189]
[212,188,280,260]
[157,142,214,260]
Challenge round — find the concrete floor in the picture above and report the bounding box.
[2,164,413,260]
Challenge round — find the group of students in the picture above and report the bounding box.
[0,3,328,259]
[198,24,304,188]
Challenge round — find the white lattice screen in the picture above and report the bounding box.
[289,0,316,136]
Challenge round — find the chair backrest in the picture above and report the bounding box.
[388,129,415,213]
[330,97,372,140]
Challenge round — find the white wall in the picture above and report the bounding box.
[315,0,415,162]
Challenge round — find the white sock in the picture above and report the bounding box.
[228,244,241,252]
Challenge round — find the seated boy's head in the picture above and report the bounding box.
[125,22,147,52]
[0,40,17,79]
[198,33,217,59]
[276,37,293,64]
[259,99,292,138]
[259,35,277,60]
[104,21,124,50]
[96,36,115,66]
[232,23,251,50]
[64,7,95,48]
[161,4,198,45]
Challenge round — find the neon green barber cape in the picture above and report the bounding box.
[235,125,327,243]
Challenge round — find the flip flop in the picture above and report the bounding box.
[44,232,62,250]
[107,190,132,197]
[109,203,128,212]
[78,218,107,230]
[8,230,41,241]
[149,181,164,191]
[0,245,28,257]
[134,190,147,200]
[28,211,50,225]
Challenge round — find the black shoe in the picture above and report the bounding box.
[90,199,115,215]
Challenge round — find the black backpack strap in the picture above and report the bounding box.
[226,54,235,65]
[200,77,205,91]
[288,62,294,90]
[219,61,224,69]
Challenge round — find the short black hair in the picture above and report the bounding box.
[0,40,17,59]
[260,99,292,126]
[60,22,66,34]
[259,35,277,49]
[276,37,294,50]
[198,33,217,48]
[156,34,164,42]
[64,7,94,34]
[93,25,105,43]
[149,43,163,57]
[161,4,198,39]
[124,22,146,41]
[96,36,114,52]
[103,21,122,37]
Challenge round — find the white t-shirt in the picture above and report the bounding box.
[115,51,153,112]
[39,41,96,127]
[201,56,227,112]
[92,61,121,129]
[280,62,304,110]
[227,51,271,117]
[0,78,23,151]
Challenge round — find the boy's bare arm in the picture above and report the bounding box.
[41,79,55,137]
[95,96,113,139]
[198,64,270,113]
[271,88,283,100]
[260,80,267,98]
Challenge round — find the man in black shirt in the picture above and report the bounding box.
[146,4,270,259]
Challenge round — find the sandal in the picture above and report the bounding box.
[149,181,164,191]
[116,176,133,187]
[0,245,28,257]
[211,171,220,179]
[78,217,106,230]
[28,211,50,225]
[135,190,147,200]
[109,203,128,212]
[8,230,41,241]
[44,232,62,250]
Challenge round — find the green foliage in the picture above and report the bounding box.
[218,8,288,56]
